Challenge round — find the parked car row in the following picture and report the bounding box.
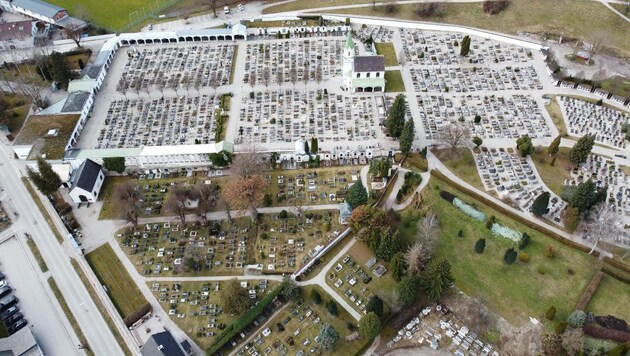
[0,271,26,335]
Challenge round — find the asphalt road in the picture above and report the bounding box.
[0,145,124,355]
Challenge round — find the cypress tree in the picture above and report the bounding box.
[311,137,318,154]
[531,191,550,217]
[399,118,415,154]
[568,134,595,166]
[27,157,62,196]
[474,238,486,253]
[548,135,561,156]
[420,258,454,301]
[346,179,368,209]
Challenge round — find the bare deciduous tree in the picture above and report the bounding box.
[581,203,622,255]
[438,122,471,156]
[232,143,265,179]
[221,175,266,221]
[404,242,432,274]
[166,185,195,225]
[418,212,439,241]
[195,182,217,225]
[63,23,85,48]
[115,182,142,228]
[588,30,607,58]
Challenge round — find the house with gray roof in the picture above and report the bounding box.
[140,331,191,356]
[0,0,86,29]
[68,159,104,204]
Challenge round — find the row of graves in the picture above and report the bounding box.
[418,94,552,140]
[243,39,343,86]
[559,96,630,149]
[399,28,534,67]
[118,44,235,91]
[150,280,272,345]
[118,220,255,276]
[328,254,388,314]
[385,304,499,356]
[566,154,630,245]
[237,90,383,144]
[267,168,360,205]
[409,65,542,93]
[473,147,566,225]
[355,25,395,43]
[97,94,222,149]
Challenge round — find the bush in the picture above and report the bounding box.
[415,2,444,17]
[263,194,273,207]
[327,300,338,316]
[545,306,557,320]
[458,230,463,238]
[568,310,587,328]
[503,247,517,264]
[537,266,548,275]
[482,0,510,15]
[584,324,630,343]
[518,252,529,262]
[485,217,495,230]
[310,289,322,305]
[474,238,486,254]
[554,321,568,334]
[544,245,556,258]
[439,190,456,203]
[518,233,530,250]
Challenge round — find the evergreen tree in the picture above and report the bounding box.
[548,135,561,156]
[460,35,471,56]
[399,118,415,154]
[389,251,407,281]
[568,134,595,166]
[474,238,486,254]
[358,312,382,339]
[311,137,318,154]
[519,233,530,250]
[377,230,401,262]
[516,135,535,157]
[365,296,384,318]
[49,52,72,89]
[326,300,338,316]
[346,179,368,209]
[385,94,406,138]
[473,136,483,148]
[304,140,310,154]
[103,157,126,173]
[562,180,607,213]
[503,248,517,264]
[420,258,454,301]
[317,323,339,350]
[310,289,322,304]
[396,275,421,307]
[27,157,62,196]
[531,191,550,217]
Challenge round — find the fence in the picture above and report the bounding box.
[114,0,181,33]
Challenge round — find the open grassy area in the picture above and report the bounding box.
[21,177,64,243]
[424,178,602,325]
[544,95,567,136]
[264,0,375,13]
[85,244,147,319]
[384,70,405,93]
[320,0,630,57]
[433,148,484,191]
[70,259,132,356]
[530,147,572,197]
[600,76,630,99]
[610,3,630,18]
[14,114,79,160]
[395,152,429,172]
[26,238,48,273]
[586,274,630,321]
[1,93,31,136]
[48,277,93,356]
[374,42,398,67]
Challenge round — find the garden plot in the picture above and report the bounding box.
[409,65,541,93]
[117,218,256,276]
[96,94,223,149]
[149,280,276,349]
[473,148,566,225]
[265,167,362,206]
[237,89,385,145]
[356,25,394,43]
[325,242,397,315]
[559,96,630,149]
[243,39,342,86]
[398,28,533,67]
[256,210,344,273]
[418,94,552,139]
[234,287,368,356]
[118,44,235,91]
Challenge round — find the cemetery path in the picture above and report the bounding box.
[390,170,431,211]
[227,303,292,356]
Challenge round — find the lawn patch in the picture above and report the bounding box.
[543,95,567,136]
[530,147,572,196]
[433,148,484,191]
[26,238,48,272]
[585,273,630,321]
[384,70,405,92]
[375,42,398,67]
[85,243,147,320]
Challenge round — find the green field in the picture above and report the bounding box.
[384,70,405,92]
[26,238,48,273]
[374,42,398,67]
[424,177,603,325]
[586,274,630,322]
[530,147,573,197]
[85,244,147,319]
[433,148,484,191]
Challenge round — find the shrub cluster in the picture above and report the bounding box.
[415,2,444,17]
[482,0,510,15]
[439,190,456,203]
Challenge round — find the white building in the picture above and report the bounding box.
[342,32,385,93]
[0,0,86,29]
[68,159,105,204]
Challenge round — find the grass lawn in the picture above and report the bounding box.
[264,0,375,13]
[384,70,405,92]
[21,177,64,243]
[543,95,567,136]
[374,42,398,67]
[610,3,630,18]
[530,147,572,197]
[1,93,31,136]
[433,148,484,191]
[26,238,48,273]
[14,114,80,160]
[424,178,601,325]
[600,76,630,99]
[394,152,428,172]
[585,274,630,322]
[85,244,147,319]
[321,0,630,56]
[48,277,93,356]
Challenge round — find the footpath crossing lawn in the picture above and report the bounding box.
[86,243,147,319]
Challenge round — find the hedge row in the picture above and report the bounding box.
[430,169,599,256]
[123,302,151,327]
[576,271,604,310]
[207,283,284,355]
[602,265,630,285]
[583,324,630,343]
[603,257,630,277]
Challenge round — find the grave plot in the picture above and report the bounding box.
[559,96,630,149]
[409,65,542,93]
[234,286,368,356]
[256,210,344,273]
[149,280,277,349]
[418,94,552,140]
[117,218,256,276]
[325,242,397,315]
[265,167,362,206]
[356,25,394,43]
[117,44,235,91]
[243,39,342,86]
[399,28,533,66]
[473,147,566,225]
[97,95,222,149]
[237,90,383,145]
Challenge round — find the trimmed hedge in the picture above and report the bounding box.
[123,302,151,327]
[207,283,284,355]
[439,190,456,203]
[584,324,630,343]
[603,257,630,277]
[602,266,630,285]
[576,271,604,310]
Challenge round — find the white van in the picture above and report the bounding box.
[224,6,230,14]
